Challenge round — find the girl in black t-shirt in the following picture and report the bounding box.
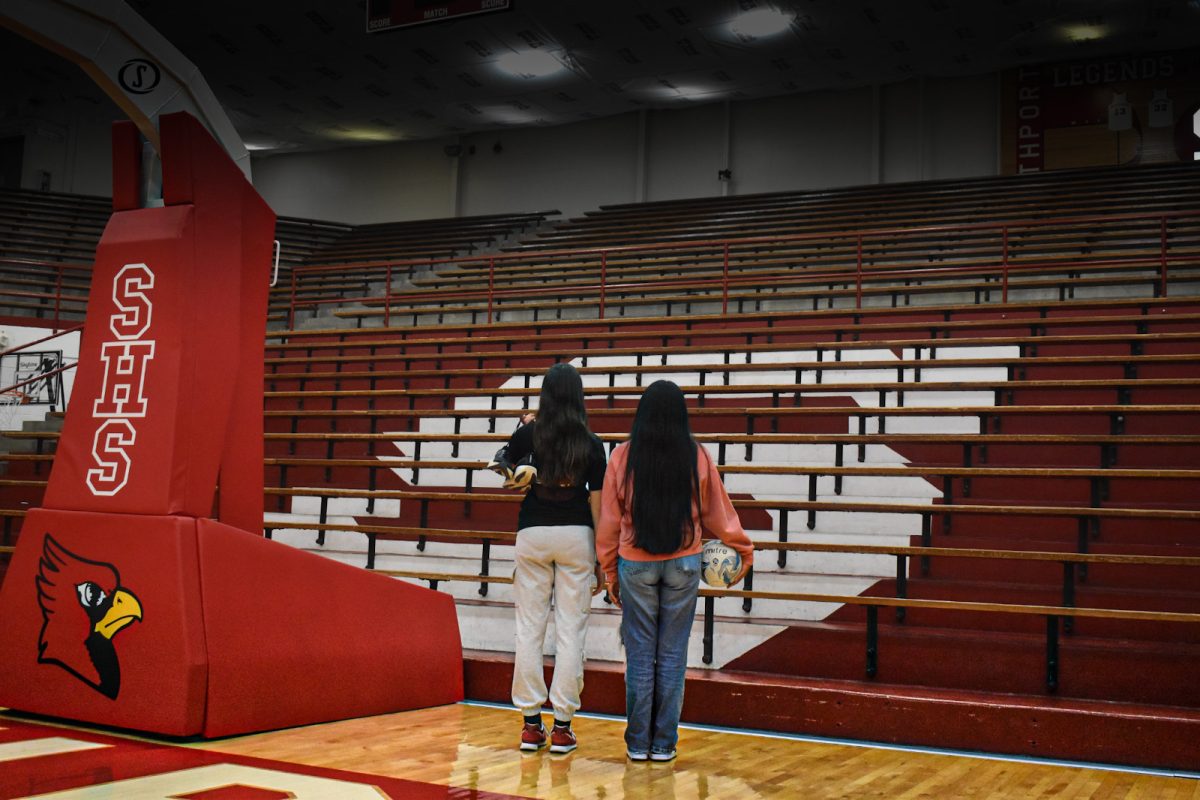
[506,363,605,754]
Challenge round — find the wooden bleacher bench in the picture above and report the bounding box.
[262,331,1200,379]
[263,378,1200,413]
[576,164,1199,220]
[258,406,1200,440]
[266,294,1200,351]
[532,165,1199,241]
[414,232,1192,292]
[268,293,1200,346]
[258,486,1200,534]
[329,261,1200,326]
[259,518,1200,604]
[519,198,1200,250]
[258,456,1200,480]
[266,306,1200,358]
[295,210,558,267]
[10,431,1200,470]
[515,199,1200,253]
[263,354,1200,400]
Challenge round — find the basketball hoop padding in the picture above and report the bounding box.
[0,112,464,736]
[197,518,463,737]
[0,510,463,736]
[0,509,208,736]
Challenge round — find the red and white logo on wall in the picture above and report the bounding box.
[1001,48,1200,173]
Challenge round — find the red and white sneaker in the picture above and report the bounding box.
[549,724,577,754]
[520,722,547,751]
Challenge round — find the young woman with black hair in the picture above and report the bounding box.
[596,380,753,762]
[501,362,606,754]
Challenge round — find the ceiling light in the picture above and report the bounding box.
[494,50,565,79]
[330,127,401,143]
[242,138,296,152]
[1064,24,1105,42]
[655,84,722,102]
[729,8,794,40]
[485,106,538,125]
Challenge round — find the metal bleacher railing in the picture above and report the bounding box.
[280,209,1200,328]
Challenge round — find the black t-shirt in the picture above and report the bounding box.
[505,421,606,530]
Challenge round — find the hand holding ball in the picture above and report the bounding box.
[701,540,744,587]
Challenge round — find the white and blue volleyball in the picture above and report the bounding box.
[701,540,742,587]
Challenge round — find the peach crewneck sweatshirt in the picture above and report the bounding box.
[596,442,754,584]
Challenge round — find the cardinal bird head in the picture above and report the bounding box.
[36,534,143,699]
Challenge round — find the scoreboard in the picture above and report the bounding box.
[367,0,512,32]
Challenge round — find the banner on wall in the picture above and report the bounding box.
[1000,48,1200,174]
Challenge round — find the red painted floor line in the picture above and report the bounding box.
[0,716,527,800]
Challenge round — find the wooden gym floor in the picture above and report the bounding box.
[2,702,1198,798]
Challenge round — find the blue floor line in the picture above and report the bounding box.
[459,699,1200,780]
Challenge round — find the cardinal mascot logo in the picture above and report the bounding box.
[35,535,143,699]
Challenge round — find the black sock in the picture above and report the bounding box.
[524,714,542,726]
[553,718,570,729]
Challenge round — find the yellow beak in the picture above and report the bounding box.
[94,589,143,639]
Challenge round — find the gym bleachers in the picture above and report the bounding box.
[288,163,1200,328]
[0,188,106,322]
[0,188,558,326]
[2,164,1199,755]
[270,209,559,327]
[245,288,1200,710]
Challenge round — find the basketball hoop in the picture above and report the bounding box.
[0,390,29,431]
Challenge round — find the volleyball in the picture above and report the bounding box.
[701,540,742,587]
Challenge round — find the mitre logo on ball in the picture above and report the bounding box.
[36,534,143,699]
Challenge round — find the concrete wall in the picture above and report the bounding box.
[0,108,116,198]
[457,114,639,221]
[250,138,454,224]
[731,87,876,196]
[645,102,728,204]
[251,73,1001,225]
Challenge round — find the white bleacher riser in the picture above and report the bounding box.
[448,603,785,670]
[266,527,907,585]
[267,344,1015,635]
[286,494,401,519]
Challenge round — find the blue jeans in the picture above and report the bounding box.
[618,554,701,754]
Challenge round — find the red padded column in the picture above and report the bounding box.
[111,121,141,212]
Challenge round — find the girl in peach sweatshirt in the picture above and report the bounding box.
[596,380,753,762]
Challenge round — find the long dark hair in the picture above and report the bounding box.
[532,362,593,486]
[624,380,701,554]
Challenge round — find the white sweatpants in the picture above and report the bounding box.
[511,524,596,721]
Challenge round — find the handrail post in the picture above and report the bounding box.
[1001,226,1009,304]
[865,605,878,677]
[701,595,715,665]
[722,242,730,315]
[288,269,297,329]
[52,264,64,334]
[1046,615,1060,692]
[599,251,608,319]
[855,234,863,309]
[384,264,392,328]
[1159,216,1168,298]
[487,257,495,324]
[479,538,491,598]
